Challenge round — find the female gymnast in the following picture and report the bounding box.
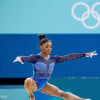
[13,34,97,100]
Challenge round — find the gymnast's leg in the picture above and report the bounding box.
[24,78,37,100]
[40,83,91,100]
[40,83,69,99]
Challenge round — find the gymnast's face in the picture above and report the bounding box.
[40,41,52,55]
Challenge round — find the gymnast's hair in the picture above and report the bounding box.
[38,34,50,45]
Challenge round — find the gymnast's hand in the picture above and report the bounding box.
[85,50,98,58]
[13,56,24,64]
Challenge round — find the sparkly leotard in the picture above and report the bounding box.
[21,53,85,90]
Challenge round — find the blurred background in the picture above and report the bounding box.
[0,0,100,100]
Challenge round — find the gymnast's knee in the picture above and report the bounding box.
[24,78,33,87]
[24,78,37,92]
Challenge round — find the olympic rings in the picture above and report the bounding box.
[71,2,100,29]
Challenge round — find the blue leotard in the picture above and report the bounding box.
[21,53,85,90]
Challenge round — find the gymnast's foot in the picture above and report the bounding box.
[66,92,91,100]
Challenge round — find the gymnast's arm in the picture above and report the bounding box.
[13,55,34,64]
[54,50,98,63]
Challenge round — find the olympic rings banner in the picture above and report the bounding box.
[0,0,100,33]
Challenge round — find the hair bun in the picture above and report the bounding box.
[38,34,46,40]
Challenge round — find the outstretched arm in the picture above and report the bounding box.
[13,55,34,64]
[55,50,98,63]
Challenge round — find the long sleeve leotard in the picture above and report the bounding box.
[21,53,85,80]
